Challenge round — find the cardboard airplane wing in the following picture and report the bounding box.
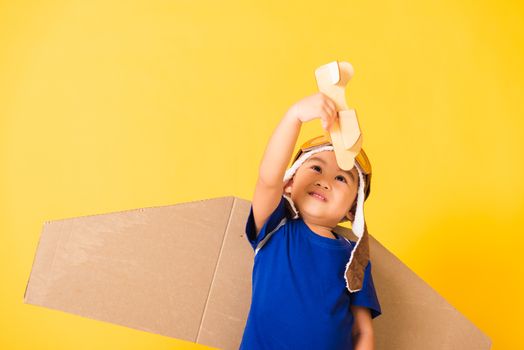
[24,197,491,349]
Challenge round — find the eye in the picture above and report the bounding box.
[335,175,347,183]
[311,165,321,172]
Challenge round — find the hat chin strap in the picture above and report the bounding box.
[351,163,365,238]
[344,163,368,292]
[282,146,369,293]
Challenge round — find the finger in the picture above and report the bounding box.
[327,98,337,113]
[322,105,333,118]
[320,112,330,130]
[326,110,338,131]
[323,106,336,126]
[320,94,335,111]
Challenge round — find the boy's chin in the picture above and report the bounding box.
[299,209,344,225]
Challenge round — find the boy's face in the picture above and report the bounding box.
[284,150,359,226]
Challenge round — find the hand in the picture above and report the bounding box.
[288,92,338,131]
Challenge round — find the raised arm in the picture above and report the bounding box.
[251,93,337,235]
[258,110,302,187]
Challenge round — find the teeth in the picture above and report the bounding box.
[310,193,325,200]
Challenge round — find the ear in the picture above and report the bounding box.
[346,202,357,222]
[284,178,294,195]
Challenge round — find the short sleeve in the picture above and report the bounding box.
[350,261,382,319]
[245,195,288,252]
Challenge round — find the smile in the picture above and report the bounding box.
[309,192,327,202]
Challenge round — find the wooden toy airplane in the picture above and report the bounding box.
[315,61,363,171]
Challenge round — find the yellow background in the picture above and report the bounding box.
[1,0,522,349]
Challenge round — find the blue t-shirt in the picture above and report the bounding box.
[240,195,381,350]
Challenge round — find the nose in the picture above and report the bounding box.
[315,179,331,190]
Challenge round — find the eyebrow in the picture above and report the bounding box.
[306,156,356,181]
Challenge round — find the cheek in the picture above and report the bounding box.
[336,185,357,203]
[294,171,313,185]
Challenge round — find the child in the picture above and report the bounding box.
[240,92,382,349]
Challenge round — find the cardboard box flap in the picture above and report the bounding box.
[25,196,491,349]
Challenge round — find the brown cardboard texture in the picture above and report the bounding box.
[24,197,491,349]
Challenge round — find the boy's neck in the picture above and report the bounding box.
[302,219,337,239]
